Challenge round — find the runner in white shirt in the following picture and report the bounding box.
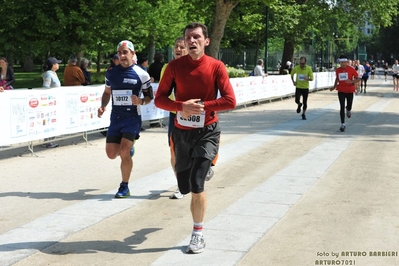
[391,59,399,91]
[355,60,364,93]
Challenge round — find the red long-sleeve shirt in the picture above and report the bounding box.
[154,54,236,130]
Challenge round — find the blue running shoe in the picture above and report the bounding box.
[115,182,130,198]
[130,140,136,157]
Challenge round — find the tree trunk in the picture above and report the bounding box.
[147,35,156,64]
[280,38,295,74]
[207,0,240,59]
[96,47,101,73]
[23,56,34,72]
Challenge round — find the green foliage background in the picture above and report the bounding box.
[1,0,399,87]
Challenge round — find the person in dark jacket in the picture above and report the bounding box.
[0,57,15,91]
[110,54,120,68]
[148,52,164,82]
[80,58,92,85]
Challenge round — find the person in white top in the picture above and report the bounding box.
[391,59,399,91]
[253,59,268,77]
[42,57,62,88]
[354,60,364,93]
[41,57,62,148]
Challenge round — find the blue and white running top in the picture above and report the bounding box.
[105,64,151,117]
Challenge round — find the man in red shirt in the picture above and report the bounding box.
[330,55,360,132]
[155,22,236,254]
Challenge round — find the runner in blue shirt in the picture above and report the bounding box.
[98,40,153,198]
[360,60,371,93]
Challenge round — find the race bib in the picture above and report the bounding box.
[338,73,348,81]
[177,111,205,128]
[113,90,132,106]
[298,74,306,81]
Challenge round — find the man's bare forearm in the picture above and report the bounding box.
[101,92,111,108]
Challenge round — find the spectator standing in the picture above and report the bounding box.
[110,54,120,68]
[80,58,92,85]
[291,56,314,120]
[330,55,360,132]
[41,57,62,148]
[281,61,292,75]
[148,52,164,82]
[286,61,293,74]
[97,40,153,198]
[137,54,149,71]
[0,57,15,91]
[42,57,62,89]
[64,55,85,86]
[253,59,268,77]
[155,22,236,254]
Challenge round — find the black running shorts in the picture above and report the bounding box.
[172,122,220,173]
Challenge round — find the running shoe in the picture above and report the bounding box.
[186,234,206,254]
[169,189,187,199]
[301,114,306,120]
[205,167,214,181]
[339,124,346,132]
[42,142,59,148]
[115,183,130,198]
[346,109,351,118]
[296,103,302,114]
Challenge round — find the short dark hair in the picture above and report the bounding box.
[184,22,208,38]
[299,56,307,62]
[153,52,163,62]
[137,53,148,64]
[174,36,184,45]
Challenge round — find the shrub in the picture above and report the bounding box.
[226,66,247,78]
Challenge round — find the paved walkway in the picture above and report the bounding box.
[1,74,399,266]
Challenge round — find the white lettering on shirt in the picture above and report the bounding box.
[123,78,137,84]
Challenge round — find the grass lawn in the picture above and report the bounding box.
[13,65,107,89]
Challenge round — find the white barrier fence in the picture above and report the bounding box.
[0,72,335,148]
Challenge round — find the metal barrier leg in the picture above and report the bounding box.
[74,131,92,146]
[21,141,38,157]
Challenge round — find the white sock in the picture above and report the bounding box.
[192,222,203,236]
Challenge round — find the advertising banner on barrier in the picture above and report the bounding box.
[0,73,334,146]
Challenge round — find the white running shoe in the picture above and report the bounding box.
[169,189,187,199]
[205,167,214,181]
[186,234,205,254]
